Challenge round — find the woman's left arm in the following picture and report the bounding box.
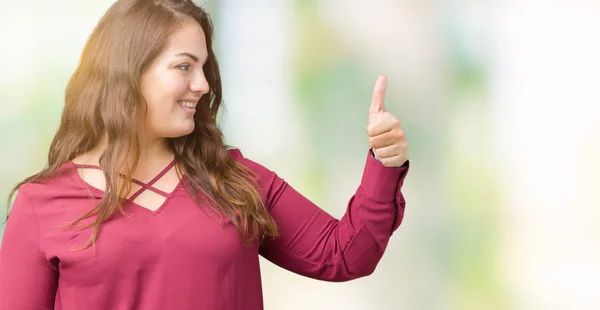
[245,75,409,281]
[247,148,409,282]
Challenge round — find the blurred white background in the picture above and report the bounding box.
[1,0,599,309]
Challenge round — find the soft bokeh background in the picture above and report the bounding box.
[1,0,599,309]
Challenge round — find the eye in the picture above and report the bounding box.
[176,64,191,71]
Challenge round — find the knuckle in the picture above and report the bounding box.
[366,124,377,136]
[369,137,378,147]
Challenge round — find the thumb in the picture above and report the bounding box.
[368,75,387,124]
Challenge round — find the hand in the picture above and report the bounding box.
[367,75,408,167]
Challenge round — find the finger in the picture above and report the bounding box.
[378,153,407,168]
[367,111,400,136]
[369,129,406,149]
[368,75,388,124]
[373,144,400,158]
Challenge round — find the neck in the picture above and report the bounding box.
[137,134,172,163]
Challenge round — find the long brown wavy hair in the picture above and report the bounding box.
[7,0,278,248]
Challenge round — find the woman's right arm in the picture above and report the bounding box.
[0,188,58,310]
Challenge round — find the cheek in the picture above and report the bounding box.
[160,73,188,99]
[145,74,188,112]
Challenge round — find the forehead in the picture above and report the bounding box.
[162,17,207,56]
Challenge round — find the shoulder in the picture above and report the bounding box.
[16,162,84,209]
[8,162,92,232]
[227,147,279,182]
[227,148,270,172]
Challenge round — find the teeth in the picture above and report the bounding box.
[178,101,197,108]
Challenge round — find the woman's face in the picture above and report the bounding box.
[139,17,210,140]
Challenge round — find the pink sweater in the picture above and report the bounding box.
[0,149,409,310]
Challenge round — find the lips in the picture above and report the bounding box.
[178,100,197,109]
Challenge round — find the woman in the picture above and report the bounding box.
[0,0,409,309]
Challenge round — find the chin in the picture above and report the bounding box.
[165,125,196,139]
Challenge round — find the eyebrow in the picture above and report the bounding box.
[174,52,208,64]
[174,52,199,62]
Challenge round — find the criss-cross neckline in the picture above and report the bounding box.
[70,159,184,214]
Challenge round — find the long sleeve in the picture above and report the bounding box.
[0,187,58,309]
[235,149,409,282]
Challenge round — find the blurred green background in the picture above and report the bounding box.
[1,1,599,309]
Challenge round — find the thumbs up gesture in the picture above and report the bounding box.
[367,75,409,167]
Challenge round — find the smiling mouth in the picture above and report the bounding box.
[178,100,197,109]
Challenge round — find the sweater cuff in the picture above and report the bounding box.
[361,149,409,203]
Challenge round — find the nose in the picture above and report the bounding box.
[190,71,210,94]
